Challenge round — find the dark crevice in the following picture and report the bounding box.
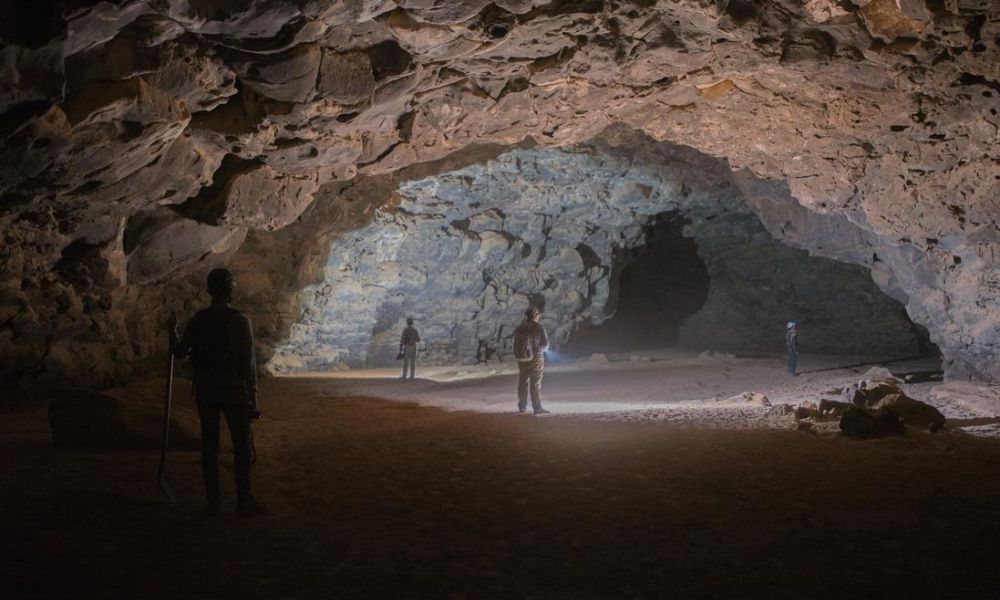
[369,40,412,81]
[172,154,263,225]
[953,72,1000,94]
[0,1,67,48]
[0,101,53,140]
[562,213,709,356]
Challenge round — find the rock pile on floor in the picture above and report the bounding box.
[835,371,946,437]
[768,369,947,438]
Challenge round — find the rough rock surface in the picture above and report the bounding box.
[269,143,920,371]
[1,1,999,386]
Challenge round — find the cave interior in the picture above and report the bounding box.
[3,2,1000,598]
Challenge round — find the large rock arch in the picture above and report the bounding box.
[1,1,997,386]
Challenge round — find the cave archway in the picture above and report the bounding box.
[265,137,937,374]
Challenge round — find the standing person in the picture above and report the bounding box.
[786,320,799,376]
[399,317,420,380]
[513,307,550,415]
[172,268,265,517]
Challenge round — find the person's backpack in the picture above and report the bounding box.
[191,309,243,387]
[513,324,534,361]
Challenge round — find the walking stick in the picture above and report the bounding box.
[157,312,177,502]
[250,390,261,465]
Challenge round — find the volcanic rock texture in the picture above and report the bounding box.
[0,1,998,386]
[270,143,921,371]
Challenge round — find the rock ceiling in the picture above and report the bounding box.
[0,1,998,385]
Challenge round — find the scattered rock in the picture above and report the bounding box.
[768,403,796,417]
[818,398,853,418]
[839,406,905,439]
[861,366,899,383]
[795,405,823,420]
[841,380,903,409]
[873,393,946,433]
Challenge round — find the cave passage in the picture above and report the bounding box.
[563,207,937,361]
[561,212,710,356]
[270,143,936,374]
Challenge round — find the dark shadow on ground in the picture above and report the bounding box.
[2,378,999,599]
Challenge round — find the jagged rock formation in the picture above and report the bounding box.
[269,143,921,371]
[0,1,998,386]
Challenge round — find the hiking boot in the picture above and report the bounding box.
[533,408,550,415]
[236,495,268,518]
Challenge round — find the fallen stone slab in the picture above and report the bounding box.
[873,393,946,433]
[818,398,854,418]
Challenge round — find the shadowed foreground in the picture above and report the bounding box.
[4,377,1000,599]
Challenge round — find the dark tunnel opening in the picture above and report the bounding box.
[562,213,709,357]
[560,210,941,362]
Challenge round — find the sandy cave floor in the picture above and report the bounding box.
[287,351,1000,433]
[4,353,1000,598]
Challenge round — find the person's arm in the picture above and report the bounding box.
[172,314,195,359]
[415,329,421,344]
[538,324,550,354]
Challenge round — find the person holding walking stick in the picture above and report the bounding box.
[171,268,265,517]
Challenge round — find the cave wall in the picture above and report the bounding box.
[676,211,923,356]
[269,142,748,371]
[270,143,922,371]
[559,213,712,356]
[1,1,998,386]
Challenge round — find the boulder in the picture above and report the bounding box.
[841,379,903,409]
[48,379,201,451]
[818,398,853,418]
[839,406,905,439]
[873,393,946,433]
[861,366,899,383]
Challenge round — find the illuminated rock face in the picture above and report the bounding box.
[269,144,921,372]
[0,2,998,385]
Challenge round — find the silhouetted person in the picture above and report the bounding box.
[786,320,798,376]
[513,307,550,414]
[172,268,265,517]
[399,317,420,380]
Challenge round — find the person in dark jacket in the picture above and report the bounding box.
[399,318,421,380]
[513,307,550,415]
[172,268,264,517]
[786,320,799,376]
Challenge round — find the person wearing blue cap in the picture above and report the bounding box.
[786,321,798,376]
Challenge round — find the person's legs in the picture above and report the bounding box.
[405,345,416,379]
[517,362,530,412]
[787,352,798,376]
[222,400,253,500]
[529,358,545,413]
[196,401,222,508]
